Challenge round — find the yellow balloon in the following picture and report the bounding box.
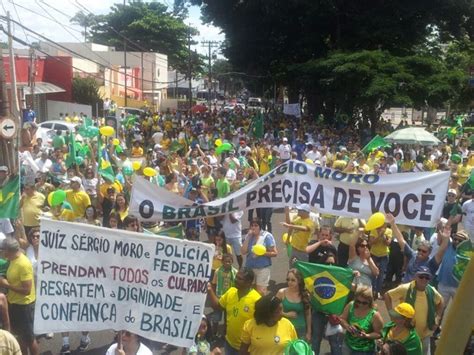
[305,159,314,164]
[112,138,120,146]
[132,161,142,171]
[47,192,54,206]
[252,244,267,256]
[215,139,222,147]
[143,167,157,177]
[282,233,289,243]
[365,212,386,231]
[100,126,115,137]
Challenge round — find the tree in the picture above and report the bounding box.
[72,77,102,116]
[90,2,198,73]
[70,11,97,42]
[211,59,244,96]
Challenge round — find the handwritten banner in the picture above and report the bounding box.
[34,219,215,348]
[283,103,301,118]
[130,160,450,227]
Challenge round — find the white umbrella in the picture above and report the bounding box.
[384,127,441,146]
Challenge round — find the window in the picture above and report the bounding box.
[54,124,68,131]
[40,122,53,129]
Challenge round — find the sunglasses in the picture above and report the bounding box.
[417,248,429,254]
[354,299,369,306]
[453,238,465,243]
[250,224,259,227]
[358,244,368,248]
[286,278,297,282]
[417,274,431,280]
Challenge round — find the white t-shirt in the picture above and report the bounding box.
[305,150,321,162]
[152,131,164,144]
[388,163,398,174]
[278,143,292,160]
[105,343,152,355]
[35,158,52,173]
[0,218,14,235]
[222,211,243,240]
[462,199,474,240]
[225,168,237,182]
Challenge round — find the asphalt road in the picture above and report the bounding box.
[38,210,389,355]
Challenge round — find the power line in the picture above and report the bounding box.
[0,25,187,89]
[0,15,174,85]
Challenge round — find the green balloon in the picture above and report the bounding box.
[82,126,99,138]
[123,166,133,176]
[51,189,66,207]
[451,154,461,164]
[75,156,84,165]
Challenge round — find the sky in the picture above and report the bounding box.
[0,0,224,55]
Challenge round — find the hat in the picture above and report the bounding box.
[447,189,457,196]
[2,238,19,252]
[415,265,432,278]
[0,166,8,172]
[296,203,311,213]
[154,144,162,150]
[389,303,415,319]
[70,176,82,184]
[283,137,288,142]
[454,230,469,241]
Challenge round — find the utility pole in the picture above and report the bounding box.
[140,52,144,101]
[28,47,36,110]
[151,61,155,111]
[187,28,192,114]
[123,0,127,107]
[201,40,219,105]
[7,12,20,120]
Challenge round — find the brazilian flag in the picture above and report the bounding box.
[295,261,353,315]
[144,224,185,239]
[0,175,20,219]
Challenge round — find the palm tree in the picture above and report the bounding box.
[70,11,97,43]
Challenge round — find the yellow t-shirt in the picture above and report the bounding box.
[290,216,315,252]
[66,190,91,219]
[22,192,45,227]
[334,217,362,245]
[131,146,144,157]
[387,327,410,342]
[99,181,123,198]
[6,254,35,304]
[401,160,415,172]
[0,329,22,354]
[241,317,297,355]
[369,228,392,257]
[212,244,233,270]
[219,287,261,350]
[457,164,472,184]
[387,282,442,338]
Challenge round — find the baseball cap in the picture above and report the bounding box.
[415,265,432,278]
[0,166,8,172]
[296,203,311,213]
[447,189,457,196]
[154,144,162,150]
[70,176,82,184]
[282,137,288,142]
[389,302,415,319]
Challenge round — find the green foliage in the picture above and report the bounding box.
[70,11,97,42]
[212,59,243,96]
[90,2,198,73]
[72,77,102,111]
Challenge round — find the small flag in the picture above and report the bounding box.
[361,135,390,154]
[295,261,353,315]
[65,131,77,168]
[144,224,184,239]
[0,175,20,219]
[98,138,115,181]
[249,112,264,139]
[453,239,473,282]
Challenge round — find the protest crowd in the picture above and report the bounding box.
[0,103,473,355]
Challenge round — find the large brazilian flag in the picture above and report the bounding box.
[295,261,353,315]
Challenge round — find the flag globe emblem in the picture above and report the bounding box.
[314,276,336,299]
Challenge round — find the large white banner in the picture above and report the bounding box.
[130,160,450,227]
[283,103,301,118]
[34,219,215,348]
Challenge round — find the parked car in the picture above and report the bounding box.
[37,120,77,146]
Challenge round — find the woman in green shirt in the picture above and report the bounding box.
[340,286,384,355]
[276,269,312,341]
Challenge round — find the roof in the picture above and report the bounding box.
[10,82,66,95]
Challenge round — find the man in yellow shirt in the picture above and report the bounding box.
[207,268,261,355]
[20,184,45,235]
[457,157,472,185]
[0,238,38,355]
[282,204,316,267]
[334,216,364,266]
[66,176,91,219]
[385,266,443,355]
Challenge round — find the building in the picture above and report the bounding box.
[38,42,168,109]
[3,49,73,121]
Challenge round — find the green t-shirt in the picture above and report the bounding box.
[0,258,9,277]
[52,135,65,149]
[216,178,230,198]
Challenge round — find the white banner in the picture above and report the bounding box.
[130,160,450,227]
[34,219,215,348]
[283,103,301,118]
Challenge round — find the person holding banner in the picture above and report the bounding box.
[105,331,152,355]
[241,219,278,295]
[207,268,261,355]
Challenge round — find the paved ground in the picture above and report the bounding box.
[38,210,390,355]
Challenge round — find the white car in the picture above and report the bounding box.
[37,120,77,146]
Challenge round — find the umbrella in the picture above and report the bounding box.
[191,104,207,114]
[384,127,441,146]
